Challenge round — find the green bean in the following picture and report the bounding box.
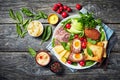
[42,26,48,40]
[44,26,52,41]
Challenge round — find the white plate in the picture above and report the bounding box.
[52,14,107,69]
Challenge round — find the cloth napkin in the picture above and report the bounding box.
[46,8,114,72]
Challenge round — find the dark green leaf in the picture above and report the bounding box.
[69,34,74,41]
[61,42,70,51]
[16,11,23,24]
[21,8,34,17]
[28,47,36,57]
[87,38,97,44]
[85,60,95,66]
[23,19,29,30]
[87,47,94,57]
[9,9,16,20]
[72,62,78,66]
[16,23,22,36]
[79,30,84,37]
[40,11,48,19]
[61,18,71,28]
[34,14,42,20]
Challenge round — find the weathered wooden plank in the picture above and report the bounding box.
[0,24,55,51]
[0,23,119,52]
[0,52,120,80]
[0,0,120,23]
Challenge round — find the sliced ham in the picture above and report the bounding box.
[54,27,70,45]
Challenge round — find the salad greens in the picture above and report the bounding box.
[87,46,94,57]
[61,18,71,28]
[60,42,70,51]
[68,34,75,41]
[71,62,78,66]
[79,12,102,29]
[87,38,97,44]
[85,60,95,66]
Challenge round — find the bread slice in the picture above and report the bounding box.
[97,41,108,58]
[84,44,103,62]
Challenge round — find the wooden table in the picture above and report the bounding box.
[0,0,120,80]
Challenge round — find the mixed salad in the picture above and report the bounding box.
[52,12,108,68]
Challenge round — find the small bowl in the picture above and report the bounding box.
[35,50,51,67]
[48,14,59,25]
[27,20,43,37]
[49,61,64,74]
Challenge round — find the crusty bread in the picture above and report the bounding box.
[97,41,108,58]
[84,44,103,62]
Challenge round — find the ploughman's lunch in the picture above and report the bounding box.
[9,2,109,73]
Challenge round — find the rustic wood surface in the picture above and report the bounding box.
[0,0,120,80]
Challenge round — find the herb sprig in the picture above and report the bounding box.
[79,12,102,29]
[9,8,48,38]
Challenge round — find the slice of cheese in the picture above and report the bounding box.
[64,51,70,59]
[61,57,67,63]
[59,50,67,58]
[84,44,103,62]
[97,41,108,58]
[53,45,64,54]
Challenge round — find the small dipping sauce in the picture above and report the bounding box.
[35,51,51,66]
[27,20,43,37]
[48,14,59,25]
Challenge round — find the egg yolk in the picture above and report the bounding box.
[75,41,80,47]
[75,54,81,59]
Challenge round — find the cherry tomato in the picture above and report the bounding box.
[57,2,63,7]
[74,34,79,38]
[81,41,86,49]
[61,12,68,18]
[59,6,64,11]
[52,7,57,11]
[79,60,85,66]
[53,4,59,9]
[79,37,84,41]
[76,4,82,10]
[67,7,72,12]
[63,5,68,10]
[66,23,71,29]
[57,9,62,14]
[83,38,87,42]
[67,60,72,64]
